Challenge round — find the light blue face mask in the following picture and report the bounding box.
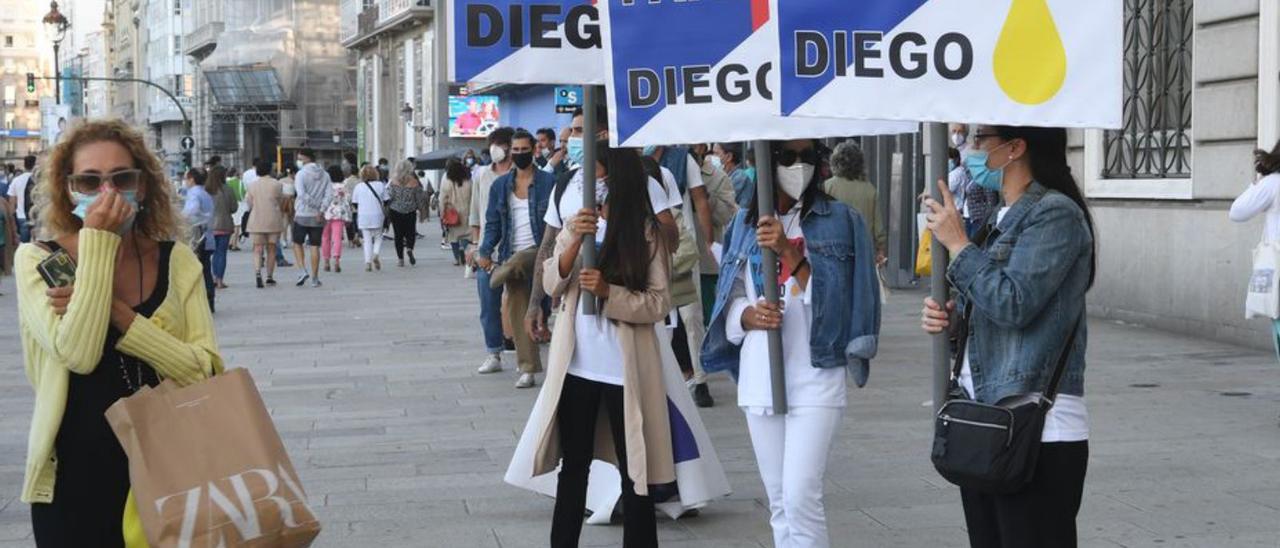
[964,143,1013,192]
[566,137,584,166]
[71,190,140,223]
[642,145,659,157]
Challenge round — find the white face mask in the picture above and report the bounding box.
[951,132,966,148]
[489,145,508,164]
[776,163,814,200]
[708,155,724,170]
[295,160,305,170]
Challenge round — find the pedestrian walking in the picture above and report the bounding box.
[0,187,15,296]
[715,142,754,209]
[823,140,888,264]
[1231,140,1280,356]
[441,157,473,266]
[207,165,237,290]
[921,126,1096,548]
[14,119,223,547]
[702,138,882,548]
[244,159,285,288]
[289,149,333,288]
[387,160,426,267]
[470,127,515,375]
[340,154,362,248]
[352,165,388,271]
[6,155,37,243]
[181,167,216,312]
[322,165,351,273]
[477,129,554,389]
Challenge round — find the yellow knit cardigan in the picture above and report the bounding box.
[14,228,223,504]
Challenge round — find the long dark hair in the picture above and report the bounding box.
[1256,140,1280,176]
[326,165,345,183]
[597,141,661,292]
[994,126,1097,288]
[744,138,830,225]
[446,157,469,185]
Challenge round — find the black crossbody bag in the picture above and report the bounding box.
[930,274,1082,495]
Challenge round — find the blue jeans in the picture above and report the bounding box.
[16,218,30,243]
[476,267,505,354]
[212,234,231,280]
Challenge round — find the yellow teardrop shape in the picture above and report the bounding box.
[993,0,1068,105]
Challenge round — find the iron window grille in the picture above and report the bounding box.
[1102,0,1193,180]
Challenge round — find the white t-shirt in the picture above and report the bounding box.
[7,172,32,220]
[567,218,625,385]
[726,206,847,413]
[958,206,1089,443]
[352,180,388,229]
[242,168,259,192]
[657,167,687,212]
[543,169,673,229]
[510,195,536,251]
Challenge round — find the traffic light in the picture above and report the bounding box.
[182,151,192,170]
[26,73,35,94]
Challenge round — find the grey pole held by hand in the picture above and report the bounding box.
[927,122,952,413]
[581,86,600,315]
[752,140,787,415]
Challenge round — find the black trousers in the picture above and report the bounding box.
[670,313,693,377]
[198,245,216,313]
[960,441,1089,548]
[552,374,658,548]
[389,210,417,259]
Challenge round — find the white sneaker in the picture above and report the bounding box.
[477,354,503,374]
[515,373,537,389]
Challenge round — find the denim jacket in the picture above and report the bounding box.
[948,181,1093,404]
[701,195,881,386]
[479,168,555,263]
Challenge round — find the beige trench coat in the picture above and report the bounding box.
[528,223,675,495]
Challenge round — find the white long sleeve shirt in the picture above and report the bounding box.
[1230,173,1280,243]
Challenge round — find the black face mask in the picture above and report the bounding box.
[512,152,534,170]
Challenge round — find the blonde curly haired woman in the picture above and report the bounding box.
[14,119,223,547]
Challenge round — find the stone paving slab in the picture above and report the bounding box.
[3,239,1280,547]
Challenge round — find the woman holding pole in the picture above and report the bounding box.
[921,126,1095,547]
[702,138,881,548]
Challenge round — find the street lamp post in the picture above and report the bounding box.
[42,1,70,106]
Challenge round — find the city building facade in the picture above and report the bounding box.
[1068,0,1280,350]
[185,0,356,173]
[0,0,53,162]
[342,0,434,164]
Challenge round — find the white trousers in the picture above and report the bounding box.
[677,302,707,383]
[744,406,843,548]
[361,228,384,264]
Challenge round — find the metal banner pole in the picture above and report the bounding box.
[927,123,951,413]
[752,140,787,415]
[581,86,600,315]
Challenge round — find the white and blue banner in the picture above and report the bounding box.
[773,0,1123,129]
[600,0,915,148]
[446,0,606,85]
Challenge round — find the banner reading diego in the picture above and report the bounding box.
[447,0,605,85]
[599,0,915,148]
[773,0,1123,129]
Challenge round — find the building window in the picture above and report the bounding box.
[173,35,182,55]
[4,36,12,47]
[1102,0,1193,180]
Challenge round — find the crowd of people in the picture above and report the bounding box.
[3,104,1171,548]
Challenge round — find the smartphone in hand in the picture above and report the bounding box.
[37,250,77,288]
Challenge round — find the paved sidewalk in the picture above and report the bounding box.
[2,238,1280,547]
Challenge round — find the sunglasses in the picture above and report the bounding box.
[68,169,143,194]
[773,147,819,167]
